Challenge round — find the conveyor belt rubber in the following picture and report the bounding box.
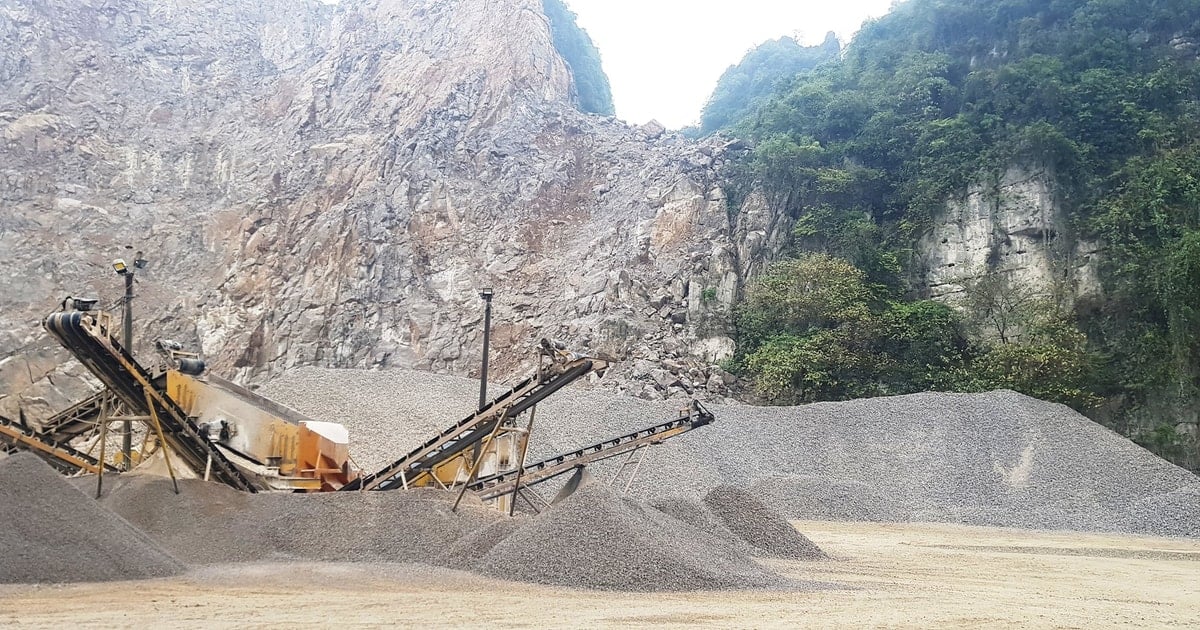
[43,311,256,492]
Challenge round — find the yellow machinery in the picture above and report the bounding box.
[164,368,356,492]
[39,306,357,492]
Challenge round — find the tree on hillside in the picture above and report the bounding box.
[700,33,840,134]
[542,0,614,116]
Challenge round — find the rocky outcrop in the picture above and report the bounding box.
[916,165,1102,303]
[0,0,790,420]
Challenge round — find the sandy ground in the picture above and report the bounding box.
[1,521,1197,628]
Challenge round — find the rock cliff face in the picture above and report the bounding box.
[0,0,790,420]
[916,166,1102,304]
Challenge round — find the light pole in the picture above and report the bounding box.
[478,288,494,410]
[112,247,147,470]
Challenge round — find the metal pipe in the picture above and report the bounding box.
[478,289,493,410]
[121,271,133,470]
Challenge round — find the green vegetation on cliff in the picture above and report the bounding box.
[701,33,841,134]
[543,0,615,116]
[706,0,1200,468]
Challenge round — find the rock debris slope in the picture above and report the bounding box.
[2,0,786,420]
[263,366,1200,537]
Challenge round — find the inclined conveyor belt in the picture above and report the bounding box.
[0,413,118,475]
[342,358,600,491]
[468,401,714,501]
[37,390,116,444]
[43,311,257,492]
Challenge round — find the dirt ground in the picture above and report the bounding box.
[1,521,1197,628]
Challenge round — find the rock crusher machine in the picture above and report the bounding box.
[3,300,714,510]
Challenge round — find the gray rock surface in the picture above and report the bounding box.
[0,0,785,420]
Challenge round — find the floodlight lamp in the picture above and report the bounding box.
[480,287,494,299]
[113,259,128,275]
[134,250,148,269]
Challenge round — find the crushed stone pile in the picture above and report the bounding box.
[649,495,756,555]
[0,454,185,583]
[473,484,790,591]
[263,368,1200,537]
[94,476,501,565]
[70,472,821,592]
[752,476,897,522]
[702,485,827,560]
[435,518,525,570]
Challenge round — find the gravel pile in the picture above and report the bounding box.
[435,518,525,569]
[475,484,789,591]
[264,368,1200,537]
[702,485,827,560]
[88,473,802,592]
[752,476,897,522]
[649,495,756,555]
[96,476,502,565]
[0,454,185,583]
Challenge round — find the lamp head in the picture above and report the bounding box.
[113,258,128,275]
[479,287,494,300]
[71,297,99,312]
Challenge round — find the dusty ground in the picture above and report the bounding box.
[1,521,1197,628]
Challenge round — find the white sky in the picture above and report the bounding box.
[564,0,898,128]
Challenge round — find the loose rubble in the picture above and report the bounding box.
[93,476,502,565]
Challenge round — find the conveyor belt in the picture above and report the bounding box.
[343,356,603,491]
[43,311,257,492]
[0,413,117,475]
[36,390,116,444]
[468,400,714,501]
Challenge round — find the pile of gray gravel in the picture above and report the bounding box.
[0,454,185,583]
[95,476,502,565]
[702,485,827,560]
[87,473,816,592]
[649,495,756,555]
[474,484,790,591]
[263,367,1200,537]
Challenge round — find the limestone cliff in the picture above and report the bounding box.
[916,166,1103,306]
[0,0,789,420]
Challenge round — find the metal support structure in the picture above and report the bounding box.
[469,400,715,501]
[121,271,134,470]
[609,444,649,494]
[142,387,180,495]
[478,287,493,411]
[452,415,509,512]
[343,344,605,492]
[95,416,110,499]
[507,404,537,516]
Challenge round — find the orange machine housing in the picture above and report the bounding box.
[166,370,357,491]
